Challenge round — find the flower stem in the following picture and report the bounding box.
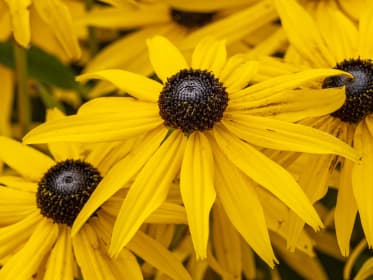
[13,42,31,134]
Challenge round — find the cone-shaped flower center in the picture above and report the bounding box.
[170,8,216,28]
[323,58,373,123]
[159,69,228,134]
[37,159,102,226]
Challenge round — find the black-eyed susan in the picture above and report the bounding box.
[24,36,360,267]
[0,109,192,280]
[1,0,81,60]
[79,0,280,98]
[274,0,373,256]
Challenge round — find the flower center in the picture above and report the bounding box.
[36,159,102,226]
[170,8,216,28]
[322,58,373,123]
[158,69,228,134]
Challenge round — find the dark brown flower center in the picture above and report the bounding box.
[322,58,373,123]
[170,8,216,28]
[37,159,102,226]
[158,69,228,134]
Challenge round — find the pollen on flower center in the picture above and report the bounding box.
[170,8,216,28]
[322,58,373,123]
[158,69,228,134]
[36,159,102,226]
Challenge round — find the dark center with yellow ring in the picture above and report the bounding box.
[158,69,228,134]
[322,58,373,123]
[170,8,216,28]
[37,159,102,226]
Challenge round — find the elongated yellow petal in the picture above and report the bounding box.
[46,108,81,161]
[274,0,334,67]
[44,226,74,280]
[315,2,358,62]
[191,37,226,76]
[147,36,188,82]
[0,136,54,181]
[358,1,373,59]
[222,115,360,161]
[354,257,373,280]
[0,66,13,137]
[72,127,168,236]
[213,125,323,230]
[180,132,215,259]
[168,0,254,11]
[73,224,120,279]
[0,186,35,225]
[213,144,276,267]
[0,212,41,259]
[230,68,350,100]
[77,70,162,102]
[222,60,258,93]
[110,131,186,257]
[23,110,162,144]
[352,118,373,248]
[0,218,58,280]
[128,231,192,280]
[146,202,187,224]
[228,87,346,122]
[78,4,169,29]
[33,0,81,59]
[4,0,31,47]
[212,203,242,276]
[182,1,276,49]
[335,158,357,256]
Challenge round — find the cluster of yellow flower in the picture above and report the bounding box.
[0,0,372,279]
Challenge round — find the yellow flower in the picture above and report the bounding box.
[1,0,81,60]
[0,109,191,280]
[80,0,279,81]
[274,0,373,256]
[24,36,359,266]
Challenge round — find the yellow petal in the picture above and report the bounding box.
[335,158,357,257]
[191,37,226,76]
[0,212,41,259]
[72,127,168,236]
[110,131,186,257]
[23,110,162,144]
[180,132,216,259]
[212,202,242,277]
[4,0,31,47]
[213,125,323,230]
[221,60,258,93]
[168,0,254,11]
[46,108,81,161]
[315,2,358,61]
[182,2,276,49]
[228,87,346,122]
[0,136,55,181]
[274,0,335,67]
[354,257,373,280]
[33,0,81,59]
[77,70,162,102]
[44,226,74,280]
[0,218,58,280]
[146,202,187,224]
[352,118,373,248]
[213,145,276,267]
[78,4,169,29]
[128,231,192,280]
[230,68,351,100]
[222,115,360,161]
[147,36,188,82]
[358,1,373,58]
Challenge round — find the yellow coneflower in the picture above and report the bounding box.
[23,36,360,266]
[1,0,81,60]
[274,0,373,256]
[0,109,191,280]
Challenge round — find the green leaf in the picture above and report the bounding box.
[0,41,79,90]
